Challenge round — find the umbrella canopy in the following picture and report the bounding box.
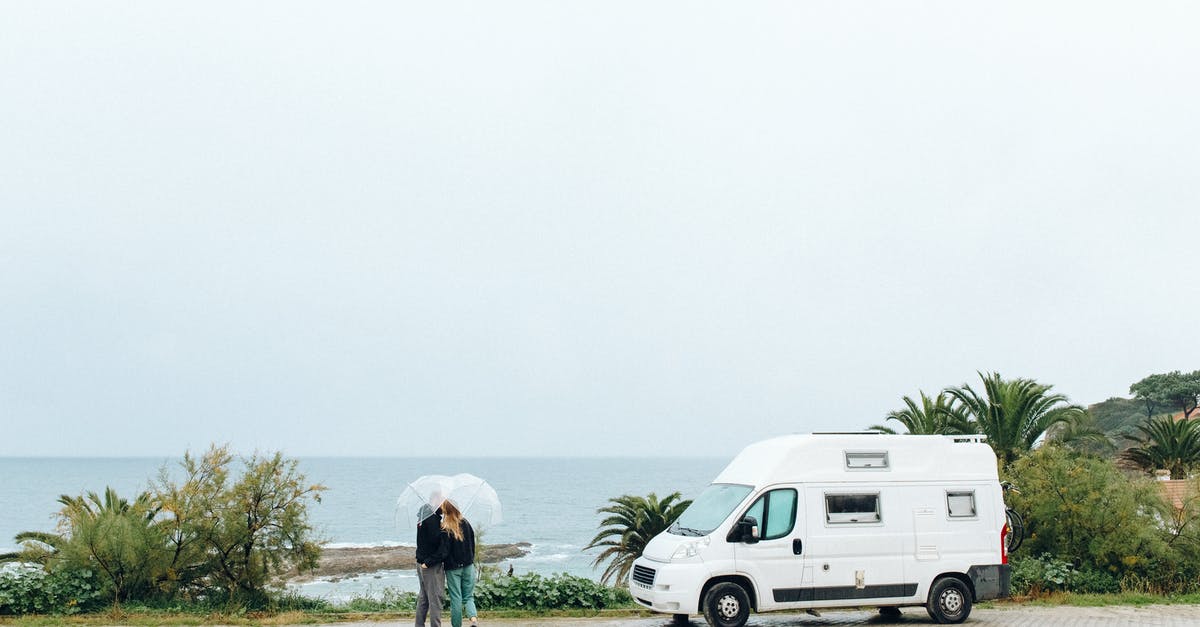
[396,473,503,532]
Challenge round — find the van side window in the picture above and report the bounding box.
[742,488,798,540]
[825,493,881,524]
[946,491,976,518]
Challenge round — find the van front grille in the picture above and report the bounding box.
[632,564,656,587]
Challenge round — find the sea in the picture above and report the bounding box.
[0,457,725,601]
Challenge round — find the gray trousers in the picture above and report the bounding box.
[416,562,445,627]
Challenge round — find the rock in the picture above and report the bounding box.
[291,542,533,582]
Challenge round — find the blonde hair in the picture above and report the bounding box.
[441,500,465,541]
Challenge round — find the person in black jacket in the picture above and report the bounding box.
[415,502,449,627]
[440,499,477,627]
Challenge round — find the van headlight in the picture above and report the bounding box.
[670,536,710,560]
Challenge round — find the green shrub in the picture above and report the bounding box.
[5,445,326,612]
[1011,554,1075,594]
[1071,565,1120,594]
[1010,554,1120,596]
[338,587,417,612]
[473,571,632,610]
[0,565,103,615]
[1007,446,1170,579]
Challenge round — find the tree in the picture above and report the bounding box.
[1120,416,1200,480]
[945,372,1101,465]
[1131,371,1200,420]
[1,487,167,605]
[585,492,691,586]
[869,391,971,435]
[160,446,325,604]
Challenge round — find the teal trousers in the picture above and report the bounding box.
[444,566,477,627]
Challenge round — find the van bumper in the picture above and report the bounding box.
[629,558,707,615]
[968,564,1011,600]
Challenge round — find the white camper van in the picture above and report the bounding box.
[630,433,1010,626]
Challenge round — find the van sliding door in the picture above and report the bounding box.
[797,487,912,605]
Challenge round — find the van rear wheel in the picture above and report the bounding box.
[926,577,972,624]
[703,582,750,627]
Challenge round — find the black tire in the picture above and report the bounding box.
[673,614,691,626]
[703,582,751,627]
[926,577,972,624]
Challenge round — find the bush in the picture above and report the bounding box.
[338,588,417,612]
[1006,446,1170,579]
[1071,565,1121,594]
[0,565,103,615]
[1010,554,1119,595]
[473,571,632,610]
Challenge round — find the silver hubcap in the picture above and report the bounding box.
[941,588,964,615]
[717,594,740,618]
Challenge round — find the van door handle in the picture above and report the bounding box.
[793,539,803,555]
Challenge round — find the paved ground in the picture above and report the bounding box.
[336,604,1200,626]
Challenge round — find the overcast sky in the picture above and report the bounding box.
[1,2,1197,457]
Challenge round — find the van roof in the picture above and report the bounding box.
[713,433,999,486]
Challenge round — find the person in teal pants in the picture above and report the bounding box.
[441,499,478,627]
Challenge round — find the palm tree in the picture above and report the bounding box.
[0,487,162,605]
[869,391,971,435]
[1121,416,1200,480]
[584,492,691,586]
[944,372,1100,465]
[0,531,64,563]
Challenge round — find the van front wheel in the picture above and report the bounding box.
[703,582,750,627]
[926,577,972,624]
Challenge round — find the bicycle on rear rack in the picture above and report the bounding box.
[1001,481,1025,553]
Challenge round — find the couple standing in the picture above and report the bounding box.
[414,498,478,627]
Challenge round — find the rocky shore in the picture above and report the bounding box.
[292,543,533,582]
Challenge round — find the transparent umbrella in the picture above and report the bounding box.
[396,473,503,532]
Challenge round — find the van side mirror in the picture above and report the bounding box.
[737,516,760,544]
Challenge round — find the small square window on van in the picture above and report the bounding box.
[844,451,889,470]
[947,491,976,518]
[825,493,881,524]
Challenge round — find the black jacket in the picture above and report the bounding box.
[415,508,448,567]
[444,519,475,570]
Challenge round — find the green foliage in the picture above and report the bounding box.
[584,492,691,586]
[3,444,325,614]
[1120,416,1200,479]
[1130,371,1200,420]
[171,447,325,605]
[1088,397,1150,437]
[1010,554,1119,595]
[1008,446,1169,577]
[473,571,632,610]
[946,372,1103,465]
[4,488,168,605]
[0,565,103,615]
[869,391,971,435]
[337,587,418,612]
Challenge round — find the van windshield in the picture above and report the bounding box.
[668,483,753,537]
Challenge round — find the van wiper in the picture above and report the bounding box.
[675,525,705,537]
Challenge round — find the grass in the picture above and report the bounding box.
[984,592,1200,608]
